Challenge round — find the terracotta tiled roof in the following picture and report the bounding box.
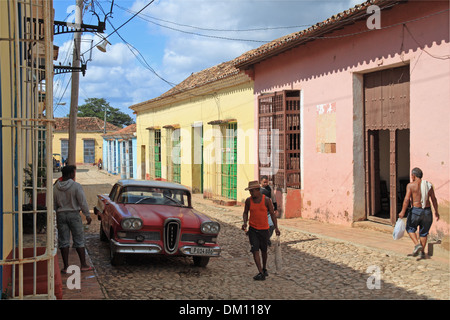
[54,117,121,132]
[102,123,136,138]
[130,58,242,110]
[234,0,405,69]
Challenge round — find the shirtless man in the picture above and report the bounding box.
[399,167,440,258]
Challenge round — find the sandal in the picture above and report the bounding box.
[412,244,423,257]
[81,266,93,272]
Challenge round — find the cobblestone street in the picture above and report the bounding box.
[72,166,449,300]
[83,202,449,300]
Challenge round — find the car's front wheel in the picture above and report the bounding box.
[193,256,210,267]
[100,222,108,242]
[110,239,125,266]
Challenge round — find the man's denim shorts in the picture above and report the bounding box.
[406,207,433,237]
[56,211,85,248]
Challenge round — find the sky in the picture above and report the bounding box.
[52,0,363,120]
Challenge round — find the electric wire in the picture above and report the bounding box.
[93,0,177,88]
[81,0,156,57]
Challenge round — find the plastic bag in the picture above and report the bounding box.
[274,236,283,271]
[392,218,406,240]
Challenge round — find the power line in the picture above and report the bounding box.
[93,0,177,87]
[112,1,316,32]
[81,0,156,57]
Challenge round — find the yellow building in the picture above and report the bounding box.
[130,59,256,204]
[1,0,57,299]
[52,117,120,165]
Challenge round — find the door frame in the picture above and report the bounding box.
[362,65,410,225]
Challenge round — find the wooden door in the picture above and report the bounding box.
[364,66,410,224]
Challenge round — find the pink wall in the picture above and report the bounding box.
[252,1,449,230]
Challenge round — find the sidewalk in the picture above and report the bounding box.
[191,194,450,265]
[57,247,107,300]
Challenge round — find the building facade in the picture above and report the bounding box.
[131,60,256,203]
[102,123,137,178]
[235,0,449,238]
[1,0,58,299]
[52,117,120,165]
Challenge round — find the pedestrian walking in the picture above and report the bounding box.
[53,165,93,273]
[398,167,440,258]
[260,175,278,244]
[242,180,280,280]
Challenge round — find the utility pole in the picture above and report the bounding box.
[68,0,83,165]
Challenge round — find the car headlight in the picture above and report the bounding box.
[201,221,220,234]
[121,218,143,230]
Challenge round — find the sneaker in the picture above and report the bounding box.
[253,272,266,281]
[412,244,423,257]
[262,268,269,277]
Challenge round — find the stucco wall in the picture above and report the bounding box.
[135,78,256,203]
[52,132,104,165]
[252,1,449,229]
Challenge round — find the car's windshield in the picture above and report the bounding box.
[117,186,190,207]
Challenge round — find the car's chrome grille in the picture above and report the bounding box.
[122,231,160,241]
[164,218,181,254]
[181,233,216,243]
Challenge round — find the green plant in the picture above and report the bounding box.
[23,163,46,200]
[23,163,47,233]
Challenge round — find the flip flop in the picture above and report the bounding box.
[81,266,93,272]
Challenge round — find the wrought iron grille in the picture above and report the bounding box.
[258,90,301,191]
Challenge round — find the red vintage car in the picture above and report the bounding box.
[93,180,221,267]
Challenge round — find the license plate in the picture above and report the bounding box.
[190,247,214,256]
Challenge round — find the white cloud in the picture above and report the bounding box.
[53,0,365,119]
[132,0,363,80]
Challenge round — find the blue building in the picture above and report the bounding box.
[102,124,137,179]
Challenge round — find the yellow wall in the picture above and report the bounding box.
[135,78,256,203]
[52,132,104,164]
[1,0,14,260]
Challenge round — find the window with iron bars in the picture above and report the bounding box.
[0,0,56,300]
[165,127,181,184]
[258,90,301,191]
[147,128,161,179]
[221,123,237,200]
[154,130,161,178]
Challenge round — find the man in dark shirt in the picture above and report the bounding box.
[260,175,278,243]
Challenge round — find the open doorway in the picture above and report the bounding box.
[363,65,410,225]
[366,129,410,223]
[192,123,203,194]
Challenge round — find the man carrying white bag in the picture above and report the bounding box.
[398,167,440,258]
[393,217,406,240]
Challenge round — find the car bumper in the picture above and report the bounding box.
[179,245,221,257]
[110,240,221,257]
[111,239,162,254]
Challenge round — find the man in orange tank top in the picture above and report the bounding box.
[242,180,280,280]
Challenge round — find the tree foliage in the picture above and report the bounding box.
[74,98,134,128]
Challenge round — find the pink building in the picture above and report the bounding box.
[235,0,449,238]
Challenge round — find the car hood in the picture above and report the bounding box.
[118,204,207,229]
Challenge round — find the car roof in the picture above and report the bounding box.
[116,179,190,192]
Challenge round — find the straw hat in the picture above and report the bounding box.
[245,180,260,190]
